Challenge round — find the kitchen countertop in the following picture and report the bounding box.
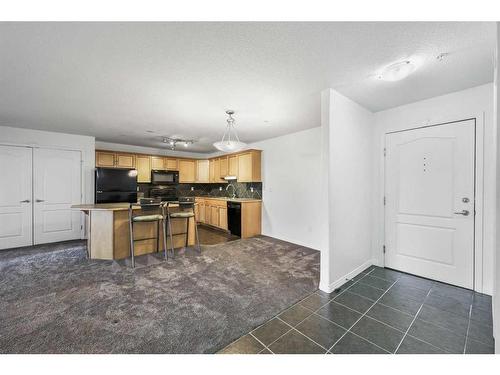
[72,203,182,211]
[194,197,262,203]
[72,197,261,211]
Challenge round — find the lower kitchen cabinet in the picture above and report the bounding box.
[210,206,219,227]
[193,197,260,237]
[219,206,228,230]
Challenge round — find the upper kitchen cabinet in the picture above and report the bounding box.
[228,154,238,177]
[115,153,136,168]
[96,151,115,167]
[95,148,262,183]
[165,158,179,170]
[220,156,228,179]
[151,156,166,170]
[136,155,151,183]
[179,159,196,183]
[195,160,209,183]
[231,150,262,182]
[96,151,136,168]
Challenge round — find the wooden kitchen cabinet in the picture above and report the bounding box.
[220,156,228,178]
[210,206,219,227]
[219,207,228,230]
[136,155,151,183]
[198,201,205,223]
[115,153,136,168]
[213,158,221,183]
[151,156,166,170]
[237,151,261,182]
[209,159,215,182]
[195,160,209,183]
[96,151,116,167]
[165,158,178,170]
[95,149,262,183]
[179,159,196,183]
[228,155,238,177]
[96,151,136,169]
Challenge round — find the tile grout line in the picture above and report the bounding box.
[276,317,330,353]
[327,276,401,353]
[299,268,376,315]
[249,332,275,354]
[393,286,433,353]
[463,304,473,354]
[251,268,377,354]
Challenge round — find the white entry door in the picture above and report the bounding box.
[0,145,33,249]
[33,148,82,245]
[384,120,475,289]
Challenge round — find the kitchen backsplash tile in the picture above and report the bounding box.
[138,182,262,199]
[178,182,262,199]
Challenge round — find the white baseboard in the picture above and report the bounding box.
[260,232,321,251]
[319,259,375,293]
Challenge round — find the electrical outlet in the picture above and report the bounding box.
[250,187,254,193]
[190,187,194,191]
[219,187,222,191]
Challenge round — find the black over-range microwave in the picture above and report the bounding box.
[151,169,179,185]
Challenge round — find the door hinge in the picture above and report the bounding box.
[383,148,386,157]
[383,245,386,254]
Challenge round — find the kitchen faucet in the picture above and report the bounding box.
[226,183,236,199]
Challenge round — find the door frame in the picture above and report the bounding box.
[0,142,84,243]
[382,117,485,292]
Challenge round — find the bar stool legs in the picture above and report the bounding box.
[194,220,201,253]
[129,212,135,268]
[168,215,175,259]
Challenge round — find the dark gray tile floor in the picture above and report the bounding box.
[219,266,495,354]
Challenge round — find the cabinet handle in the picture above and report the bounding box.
[20,199,30,203]
[36,199,45,203]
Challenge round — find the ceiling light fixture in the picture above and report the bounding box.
[378,60,416,82]
[213,110,247,152]
[162,137,195,150]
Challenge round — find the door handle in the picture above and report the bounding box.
[35,199,45,203]
[454,210,470,216]
[20,199,30,203]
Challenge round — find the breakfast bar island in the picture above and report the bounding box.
[72,203,196,260]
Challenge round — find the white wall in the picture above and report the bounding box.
[494,22,499,353]
[249,127,327,251]
[0,125,95,205]
[320,89,374,292]
[372,83,495,295]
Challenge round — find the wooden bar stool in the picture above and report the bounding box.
[165,197,201,258]
[128,198,167,268]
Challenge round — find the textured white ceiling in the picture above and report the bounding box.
[0,22,495,152]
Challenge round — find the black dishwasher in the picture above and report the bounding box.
[227,202,241,237]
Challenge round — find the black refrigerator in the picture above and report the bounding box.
[95,167,138,204]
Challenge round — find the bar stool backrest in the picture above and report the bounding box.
[177,196,195,212]
[130,198,163,218]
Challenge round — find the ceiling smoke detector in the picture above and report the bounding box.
[378,60,416,82]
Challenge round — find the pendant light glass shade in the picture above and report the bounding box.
[213,110,247,152]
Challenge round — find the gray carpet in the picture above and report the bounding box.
[0,236,319,353]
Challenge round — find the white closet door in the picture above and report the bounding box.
[33,148,82,245]
[384,120,475,289]
[0,145,33,249]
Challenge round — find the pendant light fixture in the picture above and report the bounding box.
[213,110,247,152]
